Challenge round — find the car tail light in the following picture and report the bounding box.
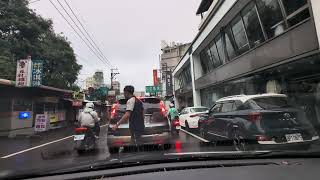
[190,114,199,118]
[75,127,87,133]
[248,112,262,122]
[173,120,180,126]
[111,104,118,119]
[160,101,166,114]
[256,135,271,141]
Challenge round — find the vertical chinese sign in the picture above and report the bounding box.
[165,71,173,96]
[153,69,158,86]
[15,58,32,87]
[31,60,43,86]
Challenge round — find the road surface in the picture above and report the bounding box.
[0,125,217,175]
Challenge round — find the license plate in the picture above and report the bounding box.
[144,116,151,124]
[285,133,303,143]
[74,134,85,141]
[175,126,181,130]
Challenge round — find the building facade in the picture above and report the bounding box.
[173,0,320,130]
[0,79,79,137]
[160,42,190,97]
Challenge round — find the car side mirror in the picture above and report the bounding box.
[205,110,209,114]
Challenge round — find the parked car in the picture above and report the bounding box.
[107,97,171,153]
[199,94,319,151]
[179,107,209,130]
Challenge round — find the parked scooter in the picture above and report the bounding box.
[74,126,96,153]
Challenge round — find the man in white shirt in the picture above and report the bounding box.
[112,85,144,144]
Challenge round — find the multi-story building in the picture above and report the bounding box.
[84,77,94,90]
[160,41,190,97]
[93,71,104,89]
[173,0,320,129]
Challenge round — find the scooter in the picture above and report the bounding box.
[170,117,180,136]
[74,127,96,153]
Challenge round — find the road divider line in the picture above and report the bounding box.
[1,136,73,159]
[1,124,109,159]
[180,128,209,143]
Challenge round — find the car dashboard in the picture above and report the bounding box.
[27,158,320,180]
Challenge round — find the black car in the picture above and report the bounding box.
[107,97,171,153]
[199,94,319,151]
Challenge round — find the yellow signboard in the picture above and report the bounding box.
[49,114,58,123]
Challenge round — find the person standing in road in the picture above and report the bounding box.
[78,102,100,138]
[112,85,145,144]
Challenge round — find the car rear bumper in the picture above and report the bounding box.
[256,136,319,150]
[107,132,171,147]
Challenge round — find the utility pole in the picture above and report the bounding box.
[110,68,119,90]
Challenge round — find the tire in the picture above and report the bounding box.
[185,121,190,132]
[77,149,85,154]
[199,123,207,139]
[108,147,120,154]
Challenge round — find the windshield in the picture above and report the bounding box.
[190,108,208,113]
[1,0,320,178]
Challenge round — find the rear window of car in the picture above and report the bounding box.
[190,108,208,113]
[140,98,161,114]
[116,99,127,112]
[251,97,289,110]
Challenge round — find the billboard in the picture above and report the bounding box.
[15,58,32,87]
[31,60,43,87]
[153,69,158,86]
[165,71,173,96]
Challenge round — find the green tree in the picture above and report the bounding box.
[0,0,82,89]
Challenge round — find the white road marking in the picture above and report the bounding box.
[1,136,73,159]
[1,124,109,159]
[180,128,209,143]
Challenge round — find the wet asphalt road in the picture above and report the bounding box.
[0,126,217,176]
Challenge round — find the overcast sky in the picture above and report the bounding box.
[30,0,201,91]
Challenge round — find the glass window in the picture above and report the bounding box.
[221,102,235,112]
[0,98,12,112]
[208,42,222,68]
[251,97,289,110]
[281,0,308,16]
[287,8,310,27]
[256,0,286,38]
[13,98,32,111]
[200,52,209,75]
[205,47,215,69]
[224,26,237,61]
[191,108,208,113]
[211,103,222,113]
[215,34,226,64]
[242,2,265,47]
[231,16,249,54]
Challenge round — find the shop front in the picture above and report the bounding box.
[0,80,76,136]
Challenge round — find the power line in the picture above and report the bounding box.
[55,0,112,68]
[29,0,41,4]
[48,0,111,68]
[63,0,114,68]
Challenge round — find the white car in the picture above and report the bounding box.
[179,107,209,130]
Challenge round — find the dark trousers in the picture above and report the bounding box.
[131,131,143,145]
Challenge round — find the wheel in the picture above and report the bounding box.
[185,121,190,131]
[230,129,248,151]
[199,123,207,139]
[108,147,120,154]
